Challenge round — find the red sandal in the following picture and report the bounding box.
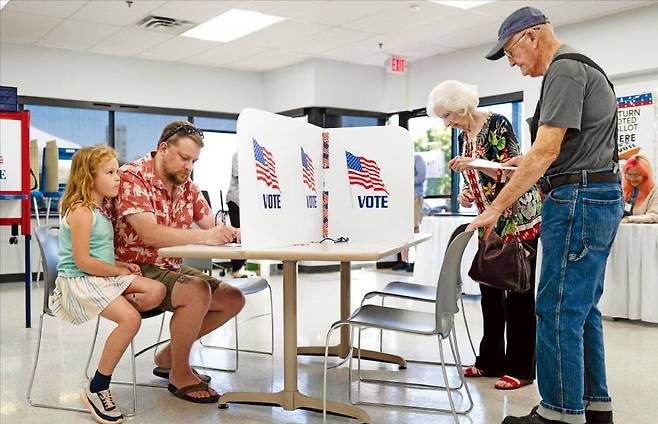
[463,366,485,377]
[494,375,533,390]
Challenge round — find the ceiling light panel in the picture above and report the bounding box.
[182,9,284,43]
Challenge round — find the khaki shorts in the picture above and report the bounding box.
[139,264,221,312]
[413,196,424,228]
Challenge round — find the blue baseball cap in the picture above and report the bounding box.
[486,6,548,60]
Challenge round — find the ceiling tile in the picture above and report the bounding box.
[182,42,268,67]
[148,0,239,23]
[3,0,87,18]
[341,1,459,35]
[408,11,497,45]
[138,36,218,61]
[234,19,329,49]
[469,1,566,18]
[239,0,329,19]
[285,27,374,55]
[0,10,62,44]
[319,35,398,61]
[70,0,166,26]
[293,1,397,26]
[88,28,173,56]
[36,19,119,51]
[542,1,653,26]
[227,50,307,71]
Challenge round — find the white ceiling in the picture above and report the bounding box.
[1,0,654,71]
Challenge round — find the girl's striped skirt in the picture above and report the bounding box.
[49,274,137,324]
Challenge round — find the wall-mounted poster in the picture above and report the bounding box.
[617,93,655,160]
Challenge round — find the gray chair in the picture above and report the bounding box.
[322,231,475,422]
[165,258,274,373]
[27,225,165,419]
[362,223,477,366]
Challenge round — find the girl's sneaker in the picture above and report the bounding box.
[80,380,124,424]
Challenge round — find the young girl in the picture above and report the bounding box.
[49,145,166,424]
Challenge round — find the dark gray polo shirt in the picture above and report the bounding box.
[538,45,617,176]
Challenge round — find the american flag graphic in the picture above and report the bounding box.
[617,93,653,109]
[322,191,329,238]
[253,139,280,191]
[301,147,316,191]
[322,132,330,169]
[345,151,388,194]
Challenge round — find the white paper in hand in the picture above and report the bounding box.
[469,158,517,170]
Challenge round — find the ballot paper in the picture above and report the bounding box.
[469,158,517,170]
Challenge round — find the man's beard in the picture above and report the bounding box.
[165,169,189,186]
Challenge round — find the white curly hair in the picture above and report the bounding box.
[426,80,479,118]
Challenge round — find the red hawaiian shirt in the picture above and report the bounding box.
[114,152,211,271]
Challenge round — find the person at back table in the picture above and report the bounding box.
[621,154,658,223]
[113,121,245,404]
[225,150,256,277]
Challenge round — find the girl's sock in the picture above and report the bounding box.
[89,370,112,393]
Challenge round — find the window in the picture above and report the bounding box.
[408,116,452,196]
[340,115,379,127]
[115,112,186,163]
[192,132,237,213]
[25,104,109,147]
[194,116,237,132]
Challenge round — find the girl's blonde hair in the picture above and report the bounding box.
[59,144,117,216]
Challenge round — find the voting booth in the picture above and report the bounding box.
[236,108,414,249]
[0,111,33,327]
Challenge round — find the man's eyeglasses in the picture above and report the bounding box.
[161,125,204,143]
[504,31,528,58]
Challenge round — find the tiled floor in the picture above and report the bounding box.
[1,267,657,424]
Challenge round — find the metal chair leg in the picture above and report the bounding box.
[27,313,88,413]
[460,295,478,362]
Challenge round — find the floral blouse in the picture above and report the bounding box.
[459,113,542,242]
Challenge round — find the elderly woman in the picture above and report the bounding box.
[427,80,542,390]
[621,154,658,223]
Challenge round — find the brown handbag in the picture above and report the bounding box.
[468,230,536,293]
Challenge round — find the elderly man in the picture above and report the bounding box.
[114,121,245,403]
[468,7,623,424]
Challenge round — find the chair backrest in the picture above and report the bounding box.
[444,223,469,285]
[435,230,474,337]
[34,225,60,315]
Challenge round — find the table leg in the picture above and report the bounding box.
[297,262,407,368]
[219,260,371,422]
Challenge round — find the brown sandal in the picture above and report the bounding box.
[167,381,220,403]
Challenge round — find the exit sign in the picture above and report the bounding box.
[387,56,407,74]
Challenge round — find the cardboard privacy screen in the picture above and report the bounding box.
[237,108,413,249]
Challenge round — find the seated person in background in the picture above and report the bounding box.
[621,154,658,223]
[226,150,256,278]
[113,121,245,404]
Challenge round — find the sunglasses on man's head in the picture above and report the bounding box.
[162,125,204,143]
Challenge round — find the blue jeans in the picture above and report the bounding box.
[535,182,623,423]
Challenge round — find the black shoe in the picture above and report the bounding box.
[585,410,613,424]
[405,263,414,272]
[502,406,568,424]
[391,262,408,271]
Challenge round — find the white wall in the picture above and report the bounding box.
[0,42,264,114]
